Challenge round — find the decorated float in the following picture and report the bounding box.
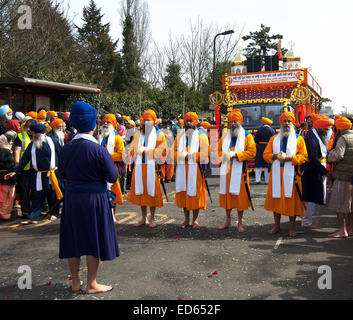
[210,42,323,172]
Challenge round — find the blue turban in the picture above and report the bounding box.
[70,101,98,133]
[0,104,10,116]
[30,123,47,134]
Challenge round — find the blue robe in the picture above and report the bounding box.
[15,137,62,190]
[254,125,275,168]
[58,138,119,261]
[301,129,328,204]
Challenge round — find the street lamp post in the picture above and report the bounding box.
[212,30,235,93]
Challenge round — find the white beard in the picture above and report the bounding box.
[280,125,295,138]
[102,125,114,138]
[33,134,46,149]
[5,114,12,121]
[54,129,65,146]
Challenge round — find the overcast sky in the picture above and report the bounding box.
[65,0,353,114]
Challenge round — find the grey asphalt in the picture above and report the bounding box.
[0,174,352,301]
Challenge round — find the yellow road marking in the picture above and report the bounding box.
[116,212,138,224]
[9,219,53,230]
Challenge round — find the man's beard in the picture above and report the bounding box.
[102,124,114,138]
[142,123,154,136]
[5,114,12,121]
[54,129,65,146]
[231,125,241,137]
[318,130,329,146]
[33,134,46,149]
[280,125,295,137]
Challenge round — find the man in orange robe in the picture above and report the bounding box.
[173,112,209,229]
[99,114,125,225]
[127,110,167,228]
[217,109,256,232]
[263,111,308,237]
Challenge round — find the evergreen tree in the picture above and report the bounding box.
[76,0,120,90]
[163,60,187,94]
[117,10,143,92]
[242,24,286,57]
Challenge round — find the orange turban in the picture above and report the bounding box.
[37,110,47,122]
[279,112,295,124]
[200,121,211,130]
[102,114,117,127]
[313,119,332,130]
[184,112,199,125]
[26,112,37,119]
[142,109,157,124]
[228,109,243,123]
[335,116,352,131]
[48,111,57,117]
[178,119,184,124]
[50,118,64,129]
[262,117,273,125]
[310,113,321,123]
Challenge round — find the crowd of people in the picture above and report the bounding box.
[0,101,352,293]
[0,103,352,237]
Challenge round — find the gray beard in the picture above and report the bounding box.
[231,126,241,137]
[318,132,329,146]
[33,134,46,149]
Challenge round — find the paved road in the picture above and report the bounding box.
[0,175,352,301]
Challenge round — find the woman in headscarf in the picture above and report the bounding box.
[0,133,16,220]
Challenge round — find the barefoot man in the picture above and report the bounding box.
[173,112,209,229]
[263,111,308,237]
[217,109,256,232]
[127,109,167,228]
[99,114,125,225]
[57,101,119,294]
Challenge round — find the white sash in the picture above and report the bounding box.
[312,129,328,204]
[175,129,199,197]
[99,132,117,190]
[31,136,56,191]
[219,128,245,195]
[272,131,297,198]
[135,128,157,197]
[312,129,327,159]
[99,131,116,154]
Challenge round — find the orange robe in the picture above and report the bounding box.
[173,131,210,211]
[263,134,308,217]
[217,132,256,211]
[127,129,167,208]
[103,134,125,205]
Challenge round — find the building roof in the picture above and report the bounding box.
[0,77,100,94]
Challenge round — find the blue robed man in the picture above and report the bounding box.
[5,122,63,224]
[254,117,276,184]
[301,118,331,229]
[57,101,119,294]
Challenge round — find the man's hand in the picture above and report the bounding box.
[4,172,16,181]
[137,146,146,157]
[180,150,188,162]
